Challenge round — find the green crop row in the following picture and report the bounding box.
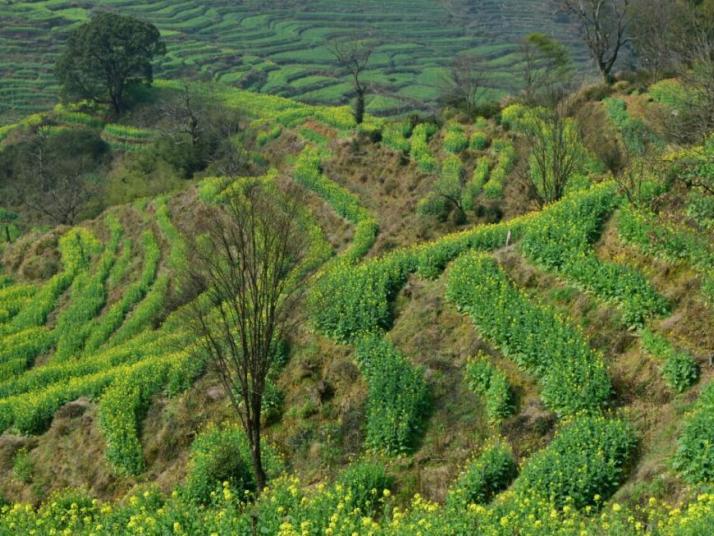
[6,469,714,534]
[464,355,513,423]
[513,416,637,509]
[293,147,378,261]
[641,329,700,393]
[520,193,669,327]
[483,139,515,199]
[0,284,35,326]
[617,206,714,303]
[84,231,162,352]
[53,216,124,362]
[256,124,282,146]
[470,130,489,150]
[381,120,411,153]
[462,158,490,212]
[443,122,468,153]
[0,329,186,436]
[604,98,662,156]
[108,275,170,347]
[3,227,100,334]
[311,183,617,342]
[0,327,53,372]
[355,335,429,455]
[99,349,202,475]
[447,441,518,508]
[107,238,133,288]
[155,197,188,273]
[410,123,438,172]
[446,252,611,415]
[673,381,714,484]
[0,331,176,400]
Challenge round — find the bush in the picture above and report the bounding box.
[674,382,714,484]
[447,442,517,508]
[411,123,438,172]
[514,416,637,509]
[443,122,468,153]
[184,424,256,505]
[470,131,489,151]
[12,448,33,484]
[337,462,393,516]
[641,329,699,393]
[465,356,513,422]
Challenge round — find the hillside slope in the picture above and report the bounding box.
[1,81,714,534]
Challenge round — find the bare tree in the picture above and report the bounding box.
[562,0,630,84]
[160,84,247,178]
[628,0,688,80]
[328,38,375,124]
[519,33,574,106]
[440,54,489,117]
[183,181,311,492]
[523,103,583,205]
[613,150,664,208]
[17,129,104,225]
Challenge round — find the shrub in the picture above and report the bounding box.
[465,355,513,422]
[12,448,33,484]
[411,123,438,172]
[183,423,283,505]
[443,122,468,153]
[183,425,256,505]
[447,442,517,508]
[514,416,637,509]
[674,382,714,484]
[337,462,393,516]
[470,130,489,150]
[641,329,699,393]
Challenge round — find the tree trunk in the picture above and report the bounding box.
[249,397,267,492]
[354,89,365,125]
[250,423,267,492]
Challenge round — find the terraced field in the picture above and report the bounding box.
[2,76,714,533]
[0,0,591,121]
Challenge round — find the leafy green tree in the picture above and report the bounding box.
[55,12,166,115]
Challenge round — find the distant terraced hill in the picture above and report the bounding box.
[0,0,591,121]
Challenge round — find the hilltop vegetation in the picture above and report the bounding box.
[1,2,714,535]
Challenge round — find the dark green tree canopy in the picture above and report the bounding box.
[55,12,166,115]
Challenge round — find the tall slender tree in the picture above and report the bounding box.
[183,181,310,492]
[328,38,375,124]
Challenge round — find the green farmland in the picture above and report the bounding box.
[0,0,590,121]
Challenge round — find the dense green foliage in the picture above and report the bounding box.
[447,252,611,415]
[447,442,518,508]
[55,12,166,114]
[641,330,700,393]
[520,186,669,327]
[513,416,637,509]
[183,425,258,505]
[673,382,714,484]
[355,335,429,454]
[464,356,513,422]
